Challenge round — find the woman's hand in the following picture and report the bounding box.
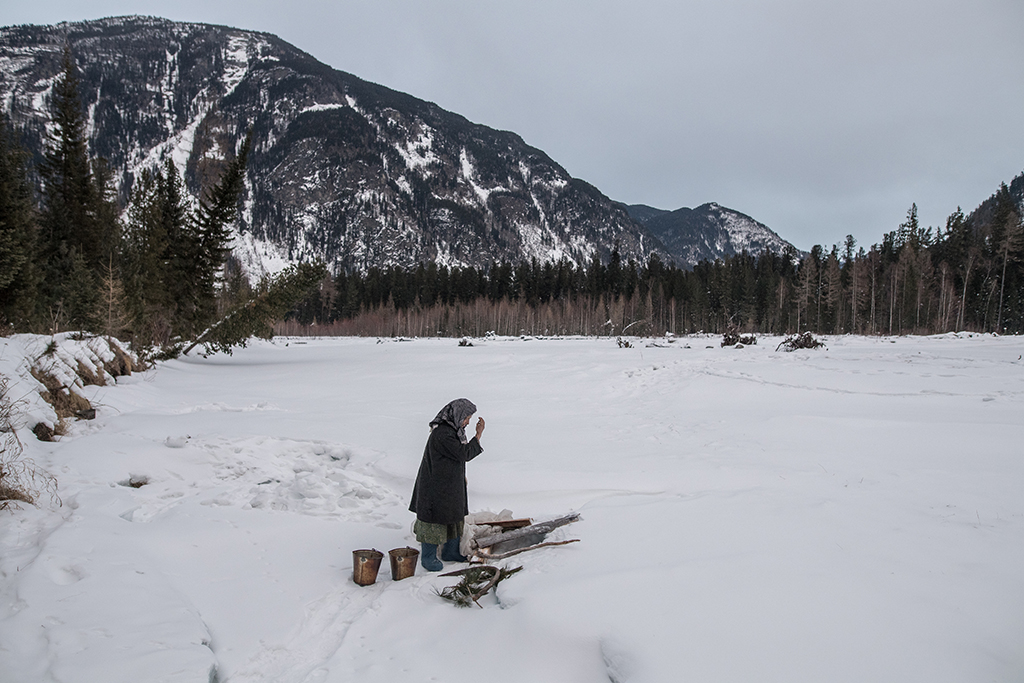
[475,417,486,441]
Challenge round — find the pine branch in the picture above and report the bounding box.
[436,565,522,608]
[182,262,327,355]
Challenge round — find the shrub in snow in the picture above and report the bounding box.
[0,374,57,509]
[776,332,825,352]
[722,331,757,347]
[31,422,55,441]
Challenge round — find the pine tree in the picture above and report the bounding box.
[794,256,817,332]
[121,168,164,340]
[0,115,39,329]
[37,46,119,331]
[178,132,252,339]
[822,246,842,333]
[994,193,1023,333]
[183,261,328,355]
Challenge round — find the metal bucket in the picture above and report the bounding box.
[388,546,420,581]
[352,549,384,586]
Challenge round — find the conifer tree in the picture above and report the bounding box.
[97,256,129,339]
[183,261,328,355]
[122,140,255,347]
[177,132,252,339]
[37,46,119,331]
[121,168,168,341]
[993,189,1023,333]
[0,115,39,329]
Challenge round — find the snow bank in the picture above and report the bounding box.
[0,334,136,435]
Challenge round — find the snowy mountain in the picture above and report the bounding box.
[0,16,792,275]
[624,202,799,264]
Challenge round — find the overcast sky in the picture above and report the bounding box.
[5,0,1024,250]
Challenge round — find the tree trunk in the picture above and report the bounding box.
[474,513,580,551]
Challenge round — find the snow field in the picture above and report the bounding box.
[1,334,1022,682]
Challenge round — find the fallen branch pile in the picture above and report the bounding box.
[776,332,826,352]
[437,565,522,607]
[472,512,581,560]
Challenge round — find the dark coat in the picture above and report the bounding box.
[408,423,483,524]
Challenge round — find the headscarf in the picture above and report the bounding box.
[430,398,477,443]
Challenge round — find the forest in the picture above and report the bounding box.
[282,193,1024,339]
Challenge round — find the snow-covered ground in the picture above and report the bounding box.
[1,334,1022,682]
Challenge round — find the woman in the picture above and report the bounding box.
[409,398,486,571]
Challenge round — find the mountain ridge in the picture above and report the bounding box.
[624,202,799,263]
[1,16,796,275]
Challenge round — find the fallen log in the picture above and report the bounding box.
[473,512,580,550]
[477,518,532,530]
[476,539,580,561]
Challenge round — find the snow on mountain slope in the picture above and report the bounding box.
[627,201,800,265]
[0,16,663,275]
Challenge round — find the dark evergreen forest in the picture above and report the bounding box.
[283,196,1024,338]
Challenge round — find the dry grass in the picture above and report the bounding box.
[107,342,137,375]
[1,374,58,509]
[30,367,93,420]
[0,456,42,509]
[0,451,60,509]
[77,359,105,386]
[0,460,34,507]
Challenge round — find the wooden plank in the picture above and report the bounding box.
[477,518,532,530]
[474,513,580,549]
[477,539,580,561]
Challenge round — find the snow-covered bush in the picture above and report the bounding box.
[722,331,757,347]
[776,332,825,352]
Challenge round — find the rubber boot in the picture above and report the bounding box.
[420,543,443,572]
[440,536,468,562]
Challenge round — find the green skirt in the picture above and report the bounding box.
[414,518,465,545]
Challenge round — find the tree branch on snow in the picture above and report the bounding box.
[437,564,522,608]
[182,262,328,356]
[476,539,580,560]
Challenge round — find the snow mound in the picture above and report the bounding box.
[0,333,137,435]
